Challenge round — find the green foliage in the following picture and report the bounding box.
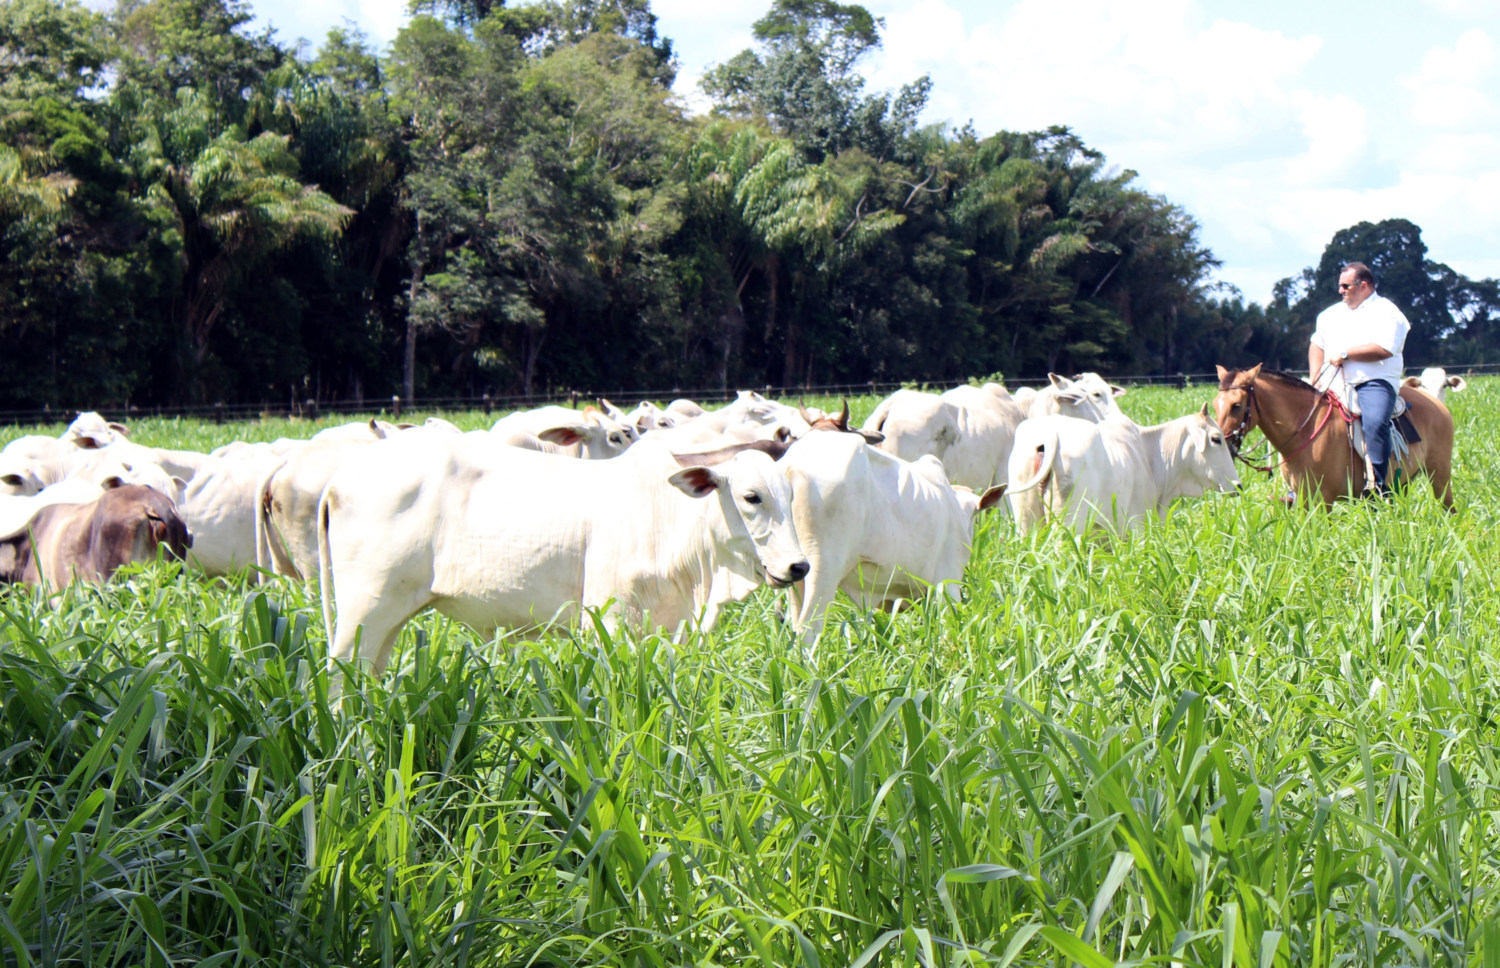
[0,0,110,106]
[2,0,1494,413]
[3,381,1500,964]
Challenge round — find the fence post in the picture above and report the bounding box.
[306,398,319,420]
[392,395,401,419]
[569,390,579,409]
[482,393,492,417]
[215,402,224,425]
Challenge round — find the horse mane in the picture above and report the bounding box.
[1221,367,1319,395]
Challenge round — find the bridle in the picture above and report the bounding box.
[1219,381,1273,472]
[1218,372,1346,474]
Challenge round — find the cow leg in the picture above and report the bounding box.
[793,558,850,643]
[330,585,434,674]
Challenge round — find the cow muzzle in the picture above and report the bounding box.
[766,558,810,588]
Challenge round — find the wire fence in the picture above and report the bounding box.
[3,363,1497,428]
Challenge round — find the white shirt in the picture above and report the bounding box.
[1311,292,1410,389]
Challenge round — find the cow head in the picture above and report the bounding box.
[66,411,129,450]
[538,410,635,459]
[669,450,808,588]
[800,399,885,445]
[1047,373,1124,422]
[1,466,44,497]
[1176,407,1240,497]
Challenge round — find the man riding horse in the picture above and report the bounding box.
[1308,261,1408,497]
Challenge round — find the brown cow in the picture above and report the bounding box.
[0,485,192,588]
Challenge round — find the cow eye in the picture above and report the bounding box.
[1211,435,1223,445]
[744,493,762,505]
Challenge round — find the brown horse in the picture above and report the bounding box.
[1213,364,1454,508]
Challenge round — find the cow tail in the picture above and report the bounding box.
[257,461,301,581]
[317,488,336,659]
[253,465,275,582]
[1007,431,1057,497]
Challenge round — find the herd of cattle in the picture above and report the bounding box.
[0,366,1470,671]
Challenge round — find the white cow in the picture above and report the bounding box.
[1,411,131,463]
[1006,407,1238,534]
[1025,373,1125,421]
[0,462,181,537]
[668,391,811,439]
[491,405,636,458]
[317,437,809,673]
[1,452,181,498]
[257,422,474,582]
[781,432,1006,640]
[860,383,1025,490]
[310,417,408,444]
[1403,367,1467,402]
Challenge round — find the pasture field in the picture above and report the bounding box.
[2,382,1499,967]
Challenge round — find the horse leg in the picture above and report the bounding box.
[1429,460,1455,511]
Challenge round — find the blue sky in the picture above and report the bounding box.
[207,0,1500,305]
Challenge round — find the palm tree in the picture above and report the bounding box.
[135,106,351,377]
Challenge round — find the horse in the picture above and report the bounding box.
[1212,364,1454,509]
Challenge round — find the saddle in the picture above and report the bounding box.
[1323,374,1420,463]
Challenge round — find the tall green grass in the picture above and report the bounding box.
[2,382,1498,966]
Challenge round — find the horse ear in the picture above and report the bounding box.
[1215,365,1229,382]
[1245,363,1263,382]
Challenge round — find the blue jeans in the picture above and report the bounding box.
[1355,380,1396,492]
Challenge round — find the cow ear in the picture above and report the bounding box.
[773,426,792,443]
[1048,373,1070,389]
[73,434,106,449]
[1200,402,1211,419]
[1190,416,1209,453]
[538,426,587,446]
[100,475,126,490]
[668,466,724,498]
[1110,384,1126,397]
[108,423,130,436]
[1402,376,1422,388]
[977,484,1007,513]
[171,477,188,497]
[856,429,885,445]
[1,474,24,487]
[1450,376,1467,391]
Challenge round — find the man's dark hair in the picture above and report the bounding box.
[1343,261,1375,287]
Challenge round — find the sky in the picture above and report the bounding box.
[196,0,1500,305]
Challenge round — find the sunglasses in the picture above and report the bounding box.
[1338,282,1362,291]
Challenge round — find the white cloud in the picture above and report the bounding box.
[1401,29,1497,128]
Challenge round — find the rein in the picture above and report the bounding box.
[1220,373,1352,473]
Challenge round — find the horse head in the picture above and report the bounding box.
[1213,364,1263,455]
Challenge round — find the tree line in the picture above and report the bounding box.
[3,0,1497,410]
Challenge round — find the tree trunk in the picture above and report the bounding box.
[404,212,424,402]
